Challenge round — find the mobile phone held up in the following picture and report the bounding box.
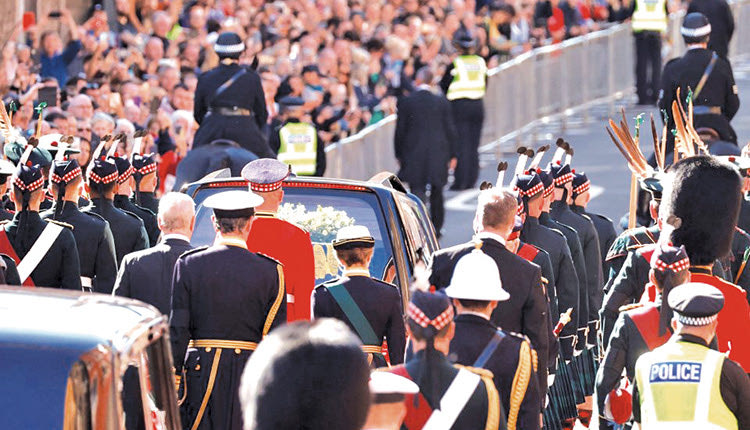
[37,86,58,107]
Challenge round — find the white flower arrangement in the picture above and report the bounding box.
[278,203,356,243]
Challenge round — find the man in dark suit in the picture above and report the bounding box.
[113,192,195,315]
[429,187,549,400]
[394,67,458,234]
[687,0,734,58]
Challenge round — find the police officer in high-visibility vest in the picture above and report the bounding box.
[633,283,750,428]
[269,96,326,177]
[630,0,668,105]
[439,27,487,191]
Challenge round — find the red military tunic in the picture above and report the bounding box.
[642,269,750,372]
[247,212,315,321]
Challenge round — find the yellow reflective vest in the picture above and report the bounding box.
[278,122,317,176]
[635,339,737,429]
[631,0,668,33]
[446,55,487,101]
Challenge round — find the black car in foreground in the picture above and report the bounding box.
[183,171,439,309]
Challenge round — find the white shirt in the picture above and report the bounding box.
[162,233,191,243]
[459,310,491,321]
[474,231,506,245]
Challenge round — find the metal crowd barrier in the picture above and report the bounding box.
[326,0,750,180]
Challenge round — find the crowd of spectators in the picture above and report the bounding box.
[0,0,632,191]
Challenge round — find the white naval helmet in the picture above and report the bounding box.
[444,244,510,301]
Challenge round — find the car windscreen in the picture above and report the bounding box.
[191,185,393,284]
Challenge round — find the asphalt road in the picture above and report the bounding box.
[438,59,750,248]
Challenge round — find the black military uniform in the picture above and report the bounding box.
[172,139,259,192]
[112,155,159,245]
[595,245,686,428]
[515,172,581,358]
[312,225,405,366]
[114,234,193,315]
[604,225,660,291]
[431,232,550,399]
[571,172,617,267]
[41,158,118,293]
[658,13,740,147]
[268,96,326,177]
[686,0,734,58]
[0,160,80,289]
[84,155,148,264]
[444,247,541,430]
[390,290,504,430]
[131,152,159,214]
[171,190,286,430]
[193,32,274,158]
[548,162,603,342]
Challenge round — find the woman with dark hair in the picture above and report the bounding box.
[594,244,690,428]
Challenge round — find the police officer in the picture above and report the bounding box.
[0,159,16,220]
[633,283,750,428]
[243,158,315,321]
[595,245,688,428]
[42,156,117,293]
[364,371,420,430]
[687,0,734,59]
[193,32,275,158]
[658,13,740,147]
[171,190,286,430]
[430,187,550,396]
[111,154,159,245]
[446,248,542,430]
[0,148,80,289]
[548,160,603,343]
[131,151,159,214]
[388,289,504,430]
[630,0,668,105]
[440,27,487,191]
[515,171,581,358]
[84,151,148,264]
[313,225,406,366]
[570,171,617,269]
[269,96,326,177]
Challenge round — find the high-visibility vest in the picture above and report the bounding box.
[278,122,317,176]
[634,339,737,429]
[631,0,667,33]
[446,55,487,101]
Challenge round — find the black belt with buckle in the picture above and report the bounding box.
[208,107,253,116]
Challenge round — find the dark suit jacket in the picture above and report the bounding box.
[394,88,457,187]
[84,198,149,265]
[450,314,542,430]
[430,236,549,399]
[113,236,193,315]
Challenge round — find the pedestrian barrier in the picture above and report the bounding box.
[326,0,750,181]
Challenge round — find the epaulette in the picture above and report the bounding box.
[178,246,209,259]
[454,364,495,379]
[606,227,655,261]
[619,303,644,313]
[592,213,614,224]
[315,277,343,289]
[507,331,531,343]
[370,277,399,288]
[256,252,282,266]
[121,209,143,222]
[82,210,107,222]
[134,203,156,216]
[46,219,74,230]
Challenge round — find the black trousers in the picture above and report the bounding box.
[634,31,662,105]
[412,184,445,233]
[450,98,484,189]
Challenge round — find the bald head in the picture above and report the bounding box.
[475,188,517,236]
[158,192,196,236]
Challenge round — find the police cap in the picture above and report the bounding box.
[668,283,724,326]
[204,189,263,219]
[681,12,711,44]
[214,32,245,59]
[241,158,290,193]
